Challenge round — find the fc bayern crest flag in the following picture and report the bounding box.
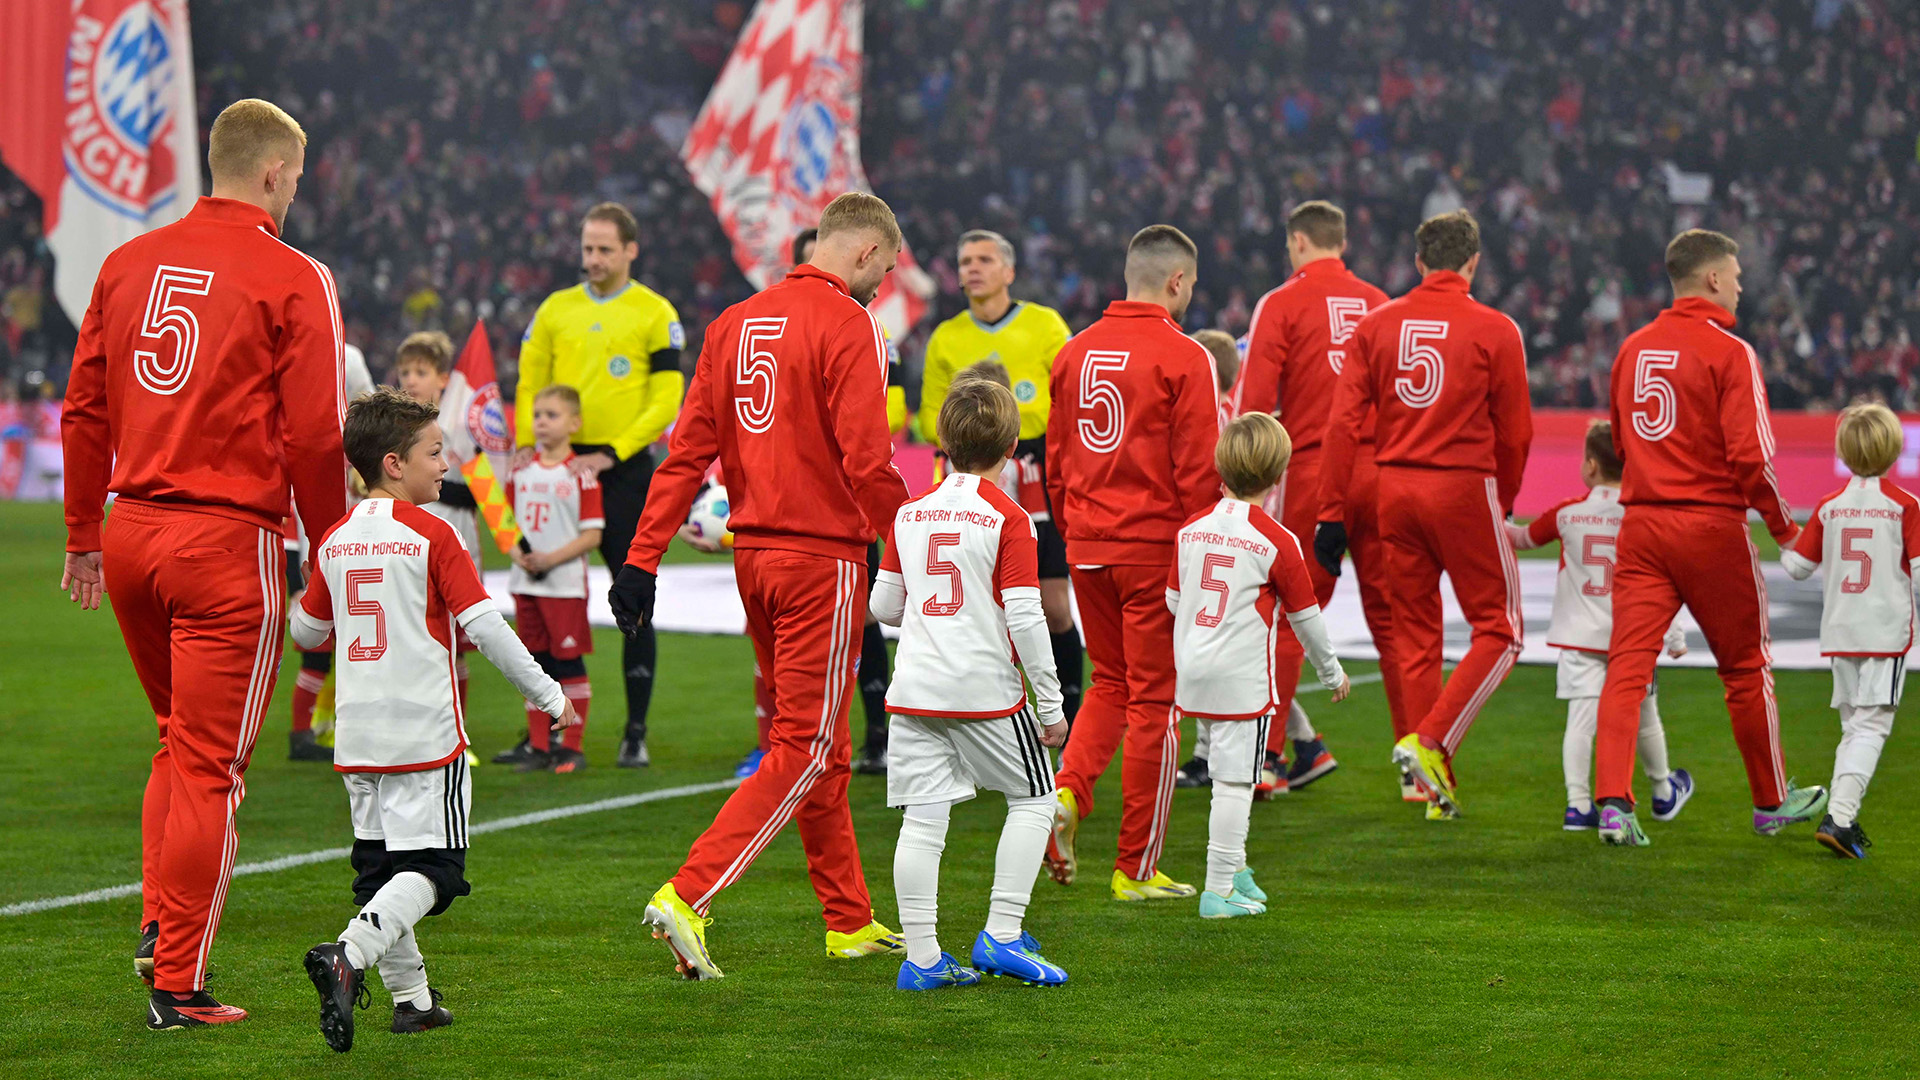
[0,0,201,326]
[681,0,931,339]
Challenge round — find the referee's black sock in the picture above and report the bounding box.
[859,622,891,751]
[622,624,656,744]
[1051,628,1084,724]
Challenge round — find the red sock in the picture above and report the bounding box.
[291,668,326,732]
[560,677,592,752]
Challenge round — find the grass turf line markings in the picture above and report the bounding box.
[0,778,740,918]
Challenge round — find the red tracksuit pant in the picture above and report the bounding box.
[1270,448,1410,749]
[1378,467,1523,757]
[671,548,873,932]
[1595,506,1785,807]
[1054,563,1178,880]
[103,501,286,994]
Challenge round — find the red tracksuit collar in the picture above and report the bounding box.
[1293,257,1349,281]
[1413,269,1471,294]
[1667,296,1736,327]
[1102,299,1177,321]
[187,196,280,236]
[787,265,853,297]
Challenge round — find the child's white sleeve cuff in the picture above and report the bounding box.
[1780,549,1818,581]
[870,570,907,627]
[288,607,332,651]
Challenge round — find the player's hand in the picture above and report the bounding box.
[1329,674,1352,703]
[60,551,105,610]
[1038,717,1069,748]
[571,452,616,478]
[523,549,552,574]
[510,446,537,472]
[676,524,725,554]
[551,698,582,731]
[510,548,530,572]
[1664,626,1689,659]
[609,564,658,637]
[1312,521,1348,579]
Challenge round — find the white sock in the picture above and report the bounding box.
[1831,703,1895,827]
[1285,699,1314,741]
[377,925,433,1010]
[1562,697,1597,812]
[338,870,437,971]
[1206,781,1255,897]
[893,801,950,969]
[1638,690,1672,799]
[985,794,1056,943]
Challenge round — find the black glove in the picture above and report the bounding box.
[608,565,658,638]
[1312,521,1348,579]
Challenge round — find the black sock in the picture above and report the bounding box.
[623,624,655,743]
[859,622,890,750]
[1051,628,1084,723]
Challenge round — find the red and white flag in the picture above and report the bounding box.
[681,0,930,339]
[443,321,515,473]
[0,0,200,325]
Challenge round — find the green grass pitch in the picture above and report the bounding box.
[1,500,1914,1079]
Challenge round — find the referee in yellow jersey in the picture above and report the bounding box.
[511,203,684,768]
[919,229,1084,724]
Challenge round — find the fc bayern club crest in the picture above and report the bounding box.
[466,383,514,455]
[63,0,185,222]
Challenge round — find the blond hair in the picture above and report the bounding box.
[207,99,307,182]
[1666,229,1740,286]
[1192,329,1240,395]
[937,378,1020,472]
[1837,402,1902,477]
[954,359,1012,390]
[535,384,583,415]
[1216,411,1292,498]
[395,330,455,375]
[817,191,902,250]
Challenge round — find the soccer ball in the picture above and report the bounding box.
[686,484,730,541]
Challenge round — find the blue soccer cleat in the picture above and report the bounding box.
[1199,889,1267,918]
[1563,804,1598,831]
[1231,868,1267,903]
[1651,768,1694,822]
[896,952,983,991]
[971,931,1068,986]
[733,747,765,779]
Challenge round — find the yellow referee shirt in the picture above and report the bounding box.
[515,280,685,461]
[918,301,1070,443]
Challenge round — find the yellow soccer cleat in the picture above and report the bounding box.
[1425,797,1459,821]
[1111,869,1198,901]
[1391,733,1461,815]
[825,920,905,959]
[1044,788,1078,886]
[642,882,723,980]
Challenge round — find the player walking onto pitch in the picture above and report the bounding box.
[1170,413,1349,920]
[1591,229,1827,847]
[1780,403,1918,858]
[296,390,578,1051]
[1316,210,1533,821]
[1508,421,1695,831]
[60,99,348,1029]
[610,193,913,979]
[1043,225,1221,900]
[876,378,1071,990]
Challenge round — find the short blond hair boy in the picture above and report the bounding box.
[1837,403,1902,478]
[1215,412,1292,498]
[937,378,1021,473]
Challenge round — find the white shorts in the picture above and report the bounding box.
[343,758,472,851]
[1832,656,1906,708]
[1196,715,1272,787]
[886,708,1056,807]
[1556,649,1658,701]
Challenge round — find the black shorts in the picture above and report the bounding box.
[350,840,470,917]
[1034,517,1069,580]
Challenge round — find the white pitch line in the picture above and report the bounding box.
[1,778,741,918]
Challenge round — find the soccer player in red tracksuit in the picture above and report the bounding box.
[609,194,912,979]
[1590,229,1830,847]
[1235,201,1399,787]
[1044,224,1221,900]
[59,100,347,1029]
[1316,210,1532,821]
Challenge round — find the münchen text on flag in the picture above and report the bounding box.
[680,0,931,339]
[0,0,201,325]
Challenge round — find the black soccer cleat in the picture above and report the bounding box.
[147,988,248,1030]
[1175,756,1211,788]
[390,988,454,1034]
[549,747,587,774]
[1815,814,1872,859]
[512,749,555,773]
[304,942,368,1052]
[616,736,651,769]
[289,729,333,762]
[854,745,888,775]
[492,737,534,766]
[135,921,158,984]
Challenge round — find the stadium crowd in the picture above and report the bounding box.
[1,0,1916,413]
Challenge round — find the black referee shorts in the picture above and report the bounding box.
[573,443,655,571]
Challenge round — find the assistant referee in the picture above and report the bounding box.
[512,202,684,768]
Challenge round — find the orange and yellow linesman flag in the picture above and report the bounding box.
[445,321,522,554]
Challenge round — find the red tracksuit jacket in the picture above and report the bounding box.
[62,197,348,551]
[626,266,909,571]
[1607,297,1794,542]
[1233,258,1389,455]
[1045,299,1220,566]
[1319,270,1532,519]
